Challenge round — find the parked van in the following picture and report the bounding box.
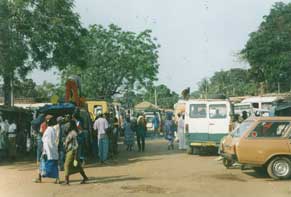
[185,99,232,154]
[241,96,279,112]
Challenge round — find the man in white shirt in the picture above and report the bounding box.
[93,113,109,164]
[177,114,187,150]
[8,121,17,160]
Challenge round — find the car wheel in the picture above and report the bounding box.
[267,157,291,180]
[223,158,234,169]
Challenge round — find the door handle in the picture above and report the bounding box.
[209,123,215,125]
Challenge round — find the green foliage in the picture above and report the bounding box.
[13,79,38,98]
[143,84,179,109]
[0,0,84,105]
[34,81,64,102]
[61,24,160,99]
[241,2,291,92]
[195,69,257,98]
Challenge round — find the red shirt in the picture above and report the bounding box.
[40,122,48,134]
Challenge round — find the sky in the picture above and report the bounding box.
[29,0,289,93]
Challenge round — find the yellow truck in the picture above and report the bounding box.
[86,100,112,121]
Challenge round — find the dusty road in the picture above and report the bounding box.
[0,139,291,197]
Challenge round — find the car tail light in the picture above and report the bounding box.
[185,124,189,133]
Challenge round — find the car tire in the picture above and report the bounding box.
[267,156,291,180]
[223,158,233,169]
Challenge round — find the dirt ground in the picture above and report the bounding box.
[1,139,291,197]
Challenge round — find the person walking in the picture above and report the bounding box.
[93,113,109,164]
[177,114,186,150]
[136,115,147,152]
[164,113,175,150]
[123,117,134,151]
[34,116,59,184]
[64,120,88,185]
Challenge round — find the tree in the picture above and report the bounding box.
[34,81,64,102]
[241,2,291,92]
[143,84,179,109]
[194,69,257,98]
[14,78,38,98]
[61,24,160,99]
[0,0,85,106]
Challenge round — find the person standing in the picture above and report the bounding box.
[152,112,160,138]
[93,113,109,164]
[105,113,114,159]
[0,117,7,159]
[64,120,88,185]
[54,117,65,171]
[177,114,186,150]
[112,117,119,155]
[123,117,134,151]
[136,115,147,152]
[36,118,48,164]
[34,116,59,184]
[164,113,175,150]
[7,120,17,160]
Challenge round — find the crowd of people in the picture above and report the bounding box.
[0,116,17,160]
[30,109,188,185]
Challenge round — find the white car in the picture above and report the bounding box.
[145,114,155,131]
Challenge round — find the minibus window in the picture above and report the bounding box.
[209,104,227,119]
[189,104,207,118]
[252,103,259,108]
[94,105,103,116]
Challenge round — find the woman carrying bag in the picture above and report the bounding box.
[64,120,88,185]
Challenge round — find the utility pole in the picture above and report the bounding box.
[154,88,157,106]
[277,82,280,94]
[11,78,14,106]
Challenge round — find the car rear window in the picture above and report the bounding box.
[189,104,207,118]
[248,121,291,138]
[232,121,253,137]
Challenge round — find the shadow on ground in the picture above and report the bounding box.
[68,175,142,185]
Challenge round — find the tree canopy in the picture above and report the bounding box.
[193,69,257,98]
[61,24,160,99]
[0,0,85,105]
[241,2,291,92]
